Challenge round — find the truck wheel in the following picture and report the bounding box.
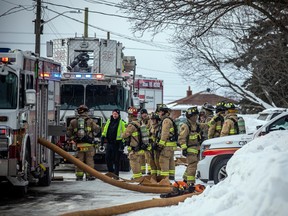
[213,159,229,184]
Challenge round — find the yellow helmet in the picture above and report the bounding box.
[186,106,199,118]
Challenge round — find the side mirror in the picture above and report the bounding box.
[25,89,36,105]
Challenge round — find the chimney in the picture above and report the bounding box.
[187,86,192,97]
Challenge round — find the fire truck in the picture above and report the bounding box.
[47,37,136,170]
[134,76,164,113]
[0,48,61,193]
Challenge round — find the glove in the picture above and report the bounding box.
[182,149,188,157]
[100,136,105,147]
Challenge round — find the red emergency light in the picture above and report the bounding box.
[1,57,9,63]
[0,57,15,64]
[0,128,7,135]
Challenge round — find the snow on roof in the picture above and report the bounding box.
[259,107,287,114]
[168,104,201,110]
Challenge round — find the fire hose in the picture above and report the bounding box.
[38,138,202,216]
[60,192,201,216]
[38,138,173,194]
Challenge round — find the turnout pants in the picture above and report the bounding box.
[75,144,95,177]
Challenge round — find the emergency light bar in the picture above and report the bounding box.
[39,72,61,80]
[63,73,105,80]
[0,57,16,64]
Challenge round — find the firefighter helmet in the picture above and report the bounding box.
[215,101,227,113]
[157,104,170,114]
[150,113,160,121]
[225,102,236,109]
[140,108,148,114]
[203,102,215,112]
[186,106,199,118]
[128,106,138,117]
[77,104,89,114]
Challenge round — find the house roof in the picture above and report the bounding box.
[168,91,238,110]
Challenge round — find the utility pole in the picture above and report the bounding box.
[84,7,88,38]
[35,0,41,55]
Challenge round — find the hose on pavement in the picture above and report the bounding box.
[38,138,173,194]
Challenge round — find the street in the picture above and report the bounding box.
[0,165,189,216]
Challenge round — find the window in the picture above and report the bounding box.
[86,85,129,111]
[60,84,84,109]
[268,115,288,131]
[0,72,18,109]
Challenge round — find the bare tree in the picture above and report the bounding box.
[120,0,288,108]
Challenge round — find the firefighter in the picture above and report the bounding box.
[66,105,100,181]
[207,101,227,139]
[156,104,177,182]
[198,107,206,123]
[178,106,205,185]
[101,109,126,178]
[220,102,239,137]
[139,108,151,175]
[201,102,215,140]
[148,113,161,180]
[122,107,143,180]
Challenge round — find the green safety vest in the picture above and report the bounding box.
[102,118,126,140]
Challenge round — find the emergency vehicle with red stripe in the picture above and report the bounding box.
[197,111,288,184]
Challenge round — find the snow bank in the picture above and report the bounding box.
[127,131,288,216]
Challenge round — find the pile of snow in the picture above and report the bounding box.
[127,130,288,216]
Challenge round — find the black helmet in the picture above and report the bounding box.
[151,113,160,121]
[225,102,236,109]
[215,101,227,113]
[158,104,170,114]
[140,108,148,114]
[185,106,199,118]
[203,102,215,112]
[77,105,89,114]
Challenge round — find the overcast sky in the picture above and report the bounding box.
[0,0,200,103]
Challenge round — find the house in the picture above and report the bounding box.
[167,86,238,119]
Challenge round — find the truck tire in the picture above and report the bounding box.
[38,148,53,186]
[213,159,229,184]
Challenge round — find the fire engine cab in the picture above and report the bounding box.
[48,37,134,171]
[0,48,61,193]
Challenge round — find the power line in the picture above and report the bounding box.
[137,66,177,74]
[43,7,177,52]
[41,1,252,30]
[0,41,170,52]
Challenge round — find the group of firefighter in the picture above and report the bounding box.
[66,101,244,186]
